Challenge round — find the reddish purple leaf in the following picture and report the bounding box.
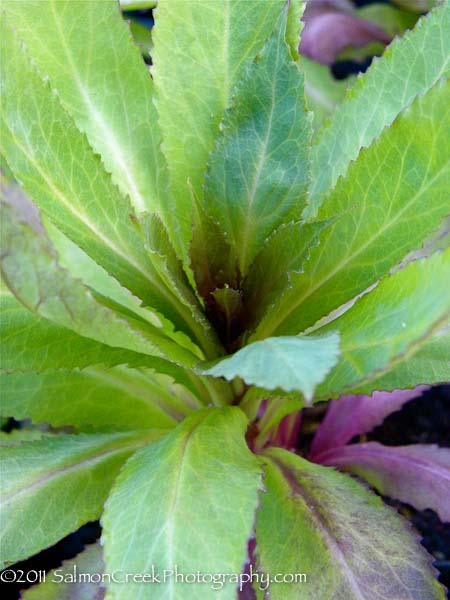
[317,442,450,521]
[310,386,428,460]
[299,13,391,65]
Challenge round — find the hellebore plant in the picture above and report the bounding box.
[1,1,450,598]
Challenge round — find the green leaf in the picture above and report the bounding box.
[21,543,104,600]
[120,0,157,9]
[356,4,417,38]
[301,57,356,130]
[151,0,285,258]
[0,431,162,566]
[203,7,310,275]
[43,217,168,331]
[307,1,450,217]
[141,213,221,359]
[0,367,201,431]
[0,287,142,372]
[256,79,450,339]
[243,221,326,333]
[347,328,450,395]
[257,448,445,599]
[1,200,200,366]
[3,0,167,215]
[315,250,450,399]
[0,21,190,336]
[203,333,340,401]
[102,407,262,600]
[0,287,221,406]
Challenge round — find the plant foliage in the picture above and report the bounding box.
[1,0,449,597]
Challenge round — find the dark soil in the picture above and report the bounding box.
[369,385,450,593]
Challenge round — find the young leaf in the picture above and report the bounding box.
[307,1,450,216]
[102,407,262,600]
[256,80,450,339]
[0,367,199,431]
[203,7,310,275]
[202,333,340,402]
[151,0,286,256]
[1,200,200,366]
[257,448,445,600]
[315,250,450,399]
[310,387,428,459]
[141,213,222,359]
[347,328,450,395]
[21,543,104,600]
[0,431,162,567]
[3,0,167,214]
[317,443,450,522]
[243,221,326,332]
[0,21,190,335]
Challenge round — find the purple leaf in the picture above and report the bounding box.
[310,386,428,459]
[316,442,450,521]
[300,13,391,65]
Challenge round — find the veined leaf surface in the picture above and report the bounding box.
[0,431,162,567]
[3,0,167,214]
[1,201,200,366]
[0,367,199,431]
[203,333,340,402]
[203,7,310,274]
[257,448,445,599]
[317,443,450,522]
[151,0,286,258]
[102,407,262,600]
[348,329,450,395]
[307,1,450,216]
[0,20,191,336]
[316,250,450,399]
[255,80,450,339]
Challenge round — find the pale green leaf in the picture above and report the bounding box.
[307,1,450,217]
[257,448,445,599]
[102,407,261,600]
[347,328,450,395]
[3,0,166,214]
[1,200,200,366]
[203,7,310,274]
[0,21,192,337]
[0,431,162,566]
[0,366,202,431]
[151,0,285,258]
[315,249,450,399]
[203,333,340,401]
[121,0,156,9]
[256,79,450,339]
[21,543,104,600]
